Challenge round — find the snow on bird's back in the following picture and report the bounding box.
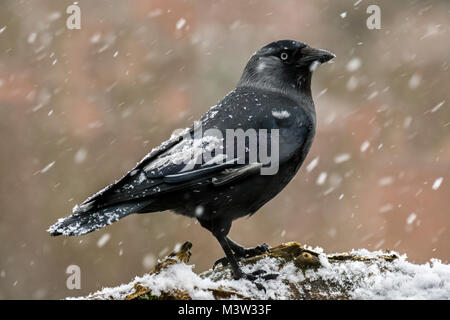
[272,110,290,119]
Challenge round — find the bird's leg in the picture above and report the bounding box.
[213,237,270,269]
[200,218,276,285]
[214,235,278,285]
[215,234,248,280]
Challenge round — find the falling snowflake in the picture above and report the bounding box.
[432,177,443,190]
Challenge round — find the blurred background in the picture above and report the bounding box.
[0,0,449,299]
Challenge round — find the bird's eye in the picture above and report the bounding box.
[280,52,289,61]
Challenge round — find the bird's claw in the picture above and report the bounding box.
[249,269,278,281]
[240,243,270,258]
[212,243,271,269]
[213,257,229,270]
[238,270,279,292]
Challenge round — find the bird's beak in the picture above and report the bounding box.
[301,47,336,63]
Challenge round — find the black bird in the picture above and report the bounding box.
[48,40,335,281]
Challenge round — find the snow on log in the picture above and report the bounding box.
[72,241,450,300]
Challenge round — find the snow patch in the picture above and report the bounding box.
[73,248,450,300]
[142,253,156,269]
[74,148,88,164]
[176,18,186,30]
[316,172,327,185]
[346,58,361,72]
[378,176,394,186]
[97,233,111,248]
[408,73,421,89]
[360,141,370,152]
[379,203,394,213]
[432,177,443,190]
[406,213,417,225]
[334,153,351,164]
[306,157,319,172]
[40,161,55,173]
[272,110,290,119]
[431,101,445,113]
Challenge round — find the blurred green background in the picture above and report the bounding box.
[0,0,449,299]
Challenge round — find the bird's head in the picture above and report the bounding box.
[238,40,335,95]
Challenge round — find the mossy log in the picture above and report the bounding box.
[83,241,407,300]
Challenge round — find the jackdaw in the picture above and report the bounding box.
[48,40,335,281]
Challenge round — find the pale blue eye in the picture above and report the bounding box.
[280,52,288,60]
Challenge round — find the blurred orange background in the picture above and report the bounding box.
[0,0,449,299]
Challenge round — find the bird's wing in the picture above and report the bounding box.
[50,157,262,236]
[73,125,247,214]
[210,163,263,186]
[72,125,194,213]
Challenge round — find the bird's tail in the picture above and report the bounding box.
[47,200,153,236]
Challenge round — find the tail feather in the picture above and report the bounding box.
[48,200,152,236]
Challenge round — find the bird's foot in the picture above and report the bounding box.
[213,243,270,269]
[235,243,270,259]
[213,257,230,269]
[240,270,278,281]
[235,270,279,292]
